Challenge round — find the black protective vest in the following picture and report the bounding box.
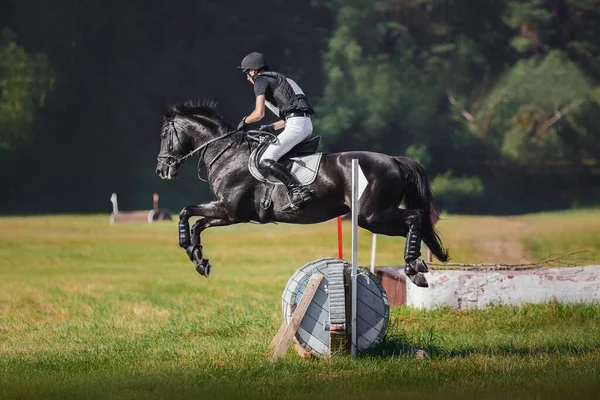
[257,71,314,117]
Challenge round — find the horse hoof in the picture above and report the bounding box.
[406,259,429,275]
[189,247,210,278]
[414,259,429,273]
[194,258,211,278]
[407,272,429,288]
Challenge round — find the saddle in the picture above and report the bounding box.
[248,132,323,186]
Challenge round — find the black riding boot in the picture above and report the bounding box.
[259,159,312,210]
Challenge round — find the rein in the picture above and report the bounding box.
[194,129,277,182]
[157,122,238,169]
[157,120,277,181]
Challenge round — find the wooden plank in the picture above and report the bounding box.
[281,280,330,355]
[284,283,329,324]
[299,286,328,318]
[287,275,331,356]
[295,299,330,351]
[294,342,312,359]
[272,274,323,361]
[269,321,288,351]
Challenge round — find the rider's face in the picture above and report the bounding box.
[246,70,257,84]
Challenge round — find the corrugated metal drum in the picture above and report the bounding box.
[281,257,389,357]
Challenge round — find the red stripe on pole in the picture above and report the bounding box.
[337,216,343,259]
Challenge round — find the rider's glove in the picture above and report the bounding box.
[237,116,248,131]
[259,124,275,133]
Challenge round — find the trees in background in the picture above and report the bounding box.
[0,0,331,213]
[317,0,600,160]
[0,0,598,214]
[315,0,600,211]
[0,29,54,151]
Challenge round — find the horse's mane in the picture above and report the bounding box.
[162,99,227,126]
[162,99,250,145]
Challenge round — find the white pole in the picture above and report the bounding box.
[370,234,377,274]
[351,159,359,359]
[109,193,118,225]
[110,193,119,214]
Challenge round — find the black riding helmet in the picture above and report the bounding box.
[238,52,268,73]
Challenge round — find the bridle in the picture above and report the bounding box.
[156,119,238,170]
[157,116,277,181]
[157,120,185,169]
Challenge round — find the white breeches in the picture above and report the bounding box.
[260,116,313,162]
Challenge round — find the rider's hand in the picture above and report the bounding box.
[237,116,248,131]
[259,124,275,133]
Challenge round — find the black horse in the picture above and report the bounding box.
[156,100,449,287]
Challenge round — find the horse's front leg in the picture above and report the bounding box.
[188,217,242,277]
[178,201,241,278]
[178,201,232,247]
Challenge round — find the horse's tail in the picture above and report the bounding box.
[394,157,450,262]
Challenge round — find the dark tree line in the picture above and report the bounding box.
[1,0,599,215]
[0,0,331,213]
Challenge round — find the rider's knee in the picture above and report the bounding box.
[259,158,276,170]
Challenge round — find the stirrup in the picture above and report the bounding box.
[282,187,312,211]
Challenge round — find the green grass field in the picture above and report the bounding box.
[1,210,599,399]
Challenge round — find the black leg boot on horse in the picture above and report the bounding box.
[403,211,430,288]
[259,159,312,211]
[178,213,211,277]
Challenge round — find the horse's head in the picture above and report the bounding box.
[156,107,190,180]
[156,100,228,180]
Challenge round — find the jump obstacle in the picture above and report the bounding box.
[271,166,599,359]
[364,214,600,310]
[271,160,390,360]
[109,193,173,224]
[377,264,600,310]
[269,158,599,358]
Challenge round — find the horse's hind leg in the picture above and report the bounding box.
[359,208,429,288]
[403,211,430,285]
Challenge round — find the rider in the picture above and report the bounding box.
[237,52,314,210]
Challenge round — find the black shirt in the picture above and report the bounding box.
[253,74,278,106]
[252,72,313,117]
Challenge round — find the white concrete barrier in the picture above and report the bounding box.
[407,266,600,310]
